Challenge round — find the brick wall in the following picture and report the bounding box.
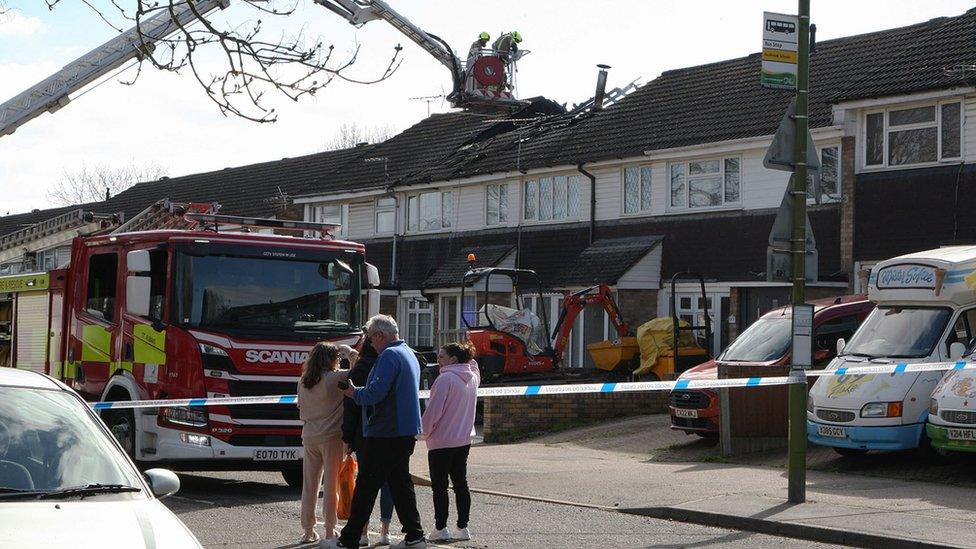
[618,289,659,332]
[839,136,856,291]
[482,391,669,442]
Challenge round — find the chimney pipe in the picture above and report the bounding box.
[593,64,611,111]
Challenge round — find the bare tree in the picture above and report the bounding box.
[42,0,403,123]
[47,163,168,206]
[324,122,394,150]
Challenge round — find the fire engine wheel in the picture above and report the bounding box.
[280,464,303,489]
[106,409,136,458]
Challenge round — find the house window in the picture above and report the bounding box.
[623,166,652,214]
[864,101,962,168]
[314,203,347,235]
[405,298,432,348]
[407,191,454,232]
[523,175,582,221]
[486,183,509,225]
[375,197,395,234]
[669,157,741,210]
[806,146,841,202]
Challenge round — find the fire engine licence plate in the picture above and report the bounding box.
[253,449,301,461]
[817,425,847,438]
[675,409,699,418]
[947,428,976,441]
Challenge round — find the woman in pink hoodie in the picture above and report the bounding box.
[421,340,480,543]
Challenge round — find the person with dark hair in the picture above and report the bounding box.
[342,340,395,546]
[297,342,355,543]
[421,341,480,542]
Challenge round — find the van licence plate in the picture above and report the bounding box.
[947,428,976,441]
[253,448,301,461]
[818,425,847,438]
[675,409,699,418]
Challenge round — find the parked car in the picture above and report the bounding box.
[0,367,201,548]
[670,295,874,437]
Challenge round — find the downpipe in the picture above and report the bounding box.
[577,163,597,244]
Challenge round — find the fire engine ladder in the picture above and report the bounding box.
[112,199,220,234]
[0,0,228,139]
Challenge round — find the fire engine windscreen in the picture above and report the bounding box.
[174,251,362,335]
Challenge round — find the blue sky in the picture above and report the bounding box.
[1,0,973,215]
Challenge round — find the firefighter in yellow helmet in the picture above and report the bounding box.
[492,31,522,62]
[468,31,490,60]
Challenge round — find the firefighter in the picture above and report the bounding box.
[468,31,490,61]
[492,31,522,62]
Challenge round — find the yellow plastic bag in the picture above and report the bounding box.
[337,455,357,520]
[634,317,701,375]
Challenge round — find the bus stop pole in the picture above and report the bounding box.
[787,0,811,504]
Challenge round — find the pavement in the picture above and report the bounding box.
[167,471,843,548]
[408,415,976,549]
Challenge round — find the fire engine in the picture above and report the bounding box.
[0,208,379,486]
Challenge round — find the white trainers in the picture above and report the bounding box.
[427,528,452,542]
[376,532,391,546]
[359,533,370,547]
[453,527,471,541]
[391,537,428,548]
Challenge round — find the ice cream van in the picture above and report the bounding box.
[807,247,976,455]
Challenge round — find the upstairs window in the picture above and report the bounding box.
[486,183,510,225]
[623,166,652,214]
[375,197,395,234]
[864,101,961,168]
[407,190,453,232]
[806,146,841,203]
[669,156,741,210]
[523,175,582,222]
[314,203,347,236]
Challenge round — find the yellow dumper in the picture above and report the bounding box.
[587,337,641,380]
[632,317,708,380]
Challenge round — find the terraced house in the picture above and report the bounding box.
[4,8,976,362]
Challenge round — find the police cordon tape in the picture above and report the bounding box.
[88,359,976,410]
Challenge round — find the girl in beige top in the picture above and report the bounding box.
[297,342,357,543]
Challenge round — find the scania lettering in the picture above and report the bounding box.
[807,247,976,455]
[0,214,380,487]
[244,350,311,364]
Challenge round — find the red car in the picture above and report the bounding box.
[669,295,874,437]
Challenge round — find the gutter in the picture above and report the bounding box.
[577,163,597,244]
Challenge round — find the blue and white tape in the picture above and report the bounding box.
[89,360,976,410]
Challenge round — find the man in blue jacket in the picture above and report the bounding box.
[332,315,426,549]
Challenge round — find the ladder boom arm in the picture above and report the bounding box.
[313,0,460,73]
[0,0,227,138]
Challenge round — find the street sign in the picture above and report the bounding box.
[767,184,818,283]
[792,304,814,368]
[764,98,823,202]
[762,12,799,90]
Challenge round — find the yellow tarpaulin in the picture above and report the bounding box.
[634,317,702,376]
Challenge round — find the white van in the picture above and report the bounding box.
[807,246,976,455]
[927,358,976,453]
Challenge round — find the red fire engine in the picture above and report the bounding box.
[0,211,379,486]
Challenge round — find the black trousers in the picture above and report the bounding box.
[427,444,471,530]
[339,436,424,546]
